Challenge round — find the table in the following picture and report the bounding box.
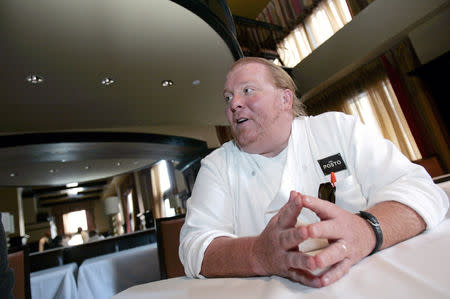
[77,243,160,299]
[112,204,450,299]
[437,178,450,198]
[30,262,78,299]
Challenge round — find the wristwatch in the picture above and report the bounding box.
[357,211,383,255]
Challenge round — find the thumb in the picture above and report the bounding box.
[276,191,302,229]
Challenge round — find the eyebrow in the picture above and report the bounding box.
[223,81,253,95]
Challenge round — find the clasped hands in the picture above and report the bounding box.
[252,191,376,288]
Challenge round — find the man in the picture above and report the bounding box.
[179,57,448,287]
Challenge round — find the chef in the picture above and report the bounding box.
[179,57,448,287]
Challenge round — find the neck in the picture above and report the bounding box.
[260,117,293,157]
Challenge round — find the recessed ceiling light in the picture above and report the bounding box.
[101,77,114,86]
[49,169,56,173]
[84,166,90,170]
[192,79,200,85]
[9,173,17,177]
[116,162,121,166]
[26,74,44,84]
[161,80,174,87]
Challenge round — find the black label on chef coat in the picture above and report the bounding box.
[318,153,347,175]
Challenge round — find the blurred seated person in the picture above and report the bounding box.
[49,234,70,248]
[87,230,104,242]
[68,227,88,246]
[38,232,51,252]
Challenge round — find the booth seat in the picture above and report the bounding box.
[77,243,160,299]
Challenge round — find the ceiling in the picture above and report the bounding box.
[227,0,271,19]
[0,0,247,189]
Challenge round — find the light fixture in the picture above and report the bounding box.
[66,182,78,188]
[161,80,174,87]
[84,165,90,170]
[101,77,114,86]
[26,74,44,84]
[9,173,17,177]
[192,79,200,85]
[116,162,121,166]
[67,187,83,196]
[49,169,56,173]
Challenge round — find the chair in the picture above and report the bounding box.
[156,214,186,279]
[413,155,445,178]
[8,245,31,299]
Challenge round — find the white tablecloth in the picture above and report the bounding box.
[112,205,450,299]
[77,243,160,299]
[437,179,450,198]
[31,263,78,299]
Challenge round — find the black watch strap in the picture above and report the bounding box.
[358,211,383,255]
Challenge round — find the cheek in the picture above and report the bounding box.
[225,106,233,123]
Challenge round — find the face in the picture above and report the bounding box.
[223,62,293,157]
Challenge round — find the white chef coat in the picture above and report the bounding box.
[179,112,449,278]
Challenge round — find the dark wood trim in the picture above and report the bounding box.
[0,132,207,149]
[434,174,450,184]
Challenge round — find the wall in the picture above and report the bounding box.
[408,5,450,64]
[93,198,110,233]
[0,187,18,235]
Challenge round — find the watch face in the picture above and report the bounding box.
[318,182,336,204]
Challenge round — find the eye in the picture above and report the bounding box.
[224,94,233,102]
[243,87,254,94]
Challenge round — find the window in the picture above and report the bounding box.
[158,160,171,194]
[63,210,88,246]
[342,78,422,161]
[159,160,176,217]
[277,0,352,67]
[62,210,87,234]
[126,191,135,232]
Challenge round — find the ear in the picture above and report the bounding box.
[280,89,294,111]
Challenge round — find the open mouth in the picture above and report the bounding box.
[236,118,248,124]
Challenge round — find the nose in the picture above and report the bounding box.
[229,94,243,112]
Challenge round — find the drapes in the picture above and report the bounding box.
[305,57,422,161]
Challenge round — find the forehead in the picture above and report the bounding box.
[225,62,273,87]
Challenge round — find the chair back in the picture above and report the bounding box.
[156,214,185,279]
[8,245,31,299]
[413,155,445,178]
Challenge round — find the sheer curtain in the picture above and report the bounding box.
[342,78,422,161]
[277,0,352,67]
[305,57,422,162]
